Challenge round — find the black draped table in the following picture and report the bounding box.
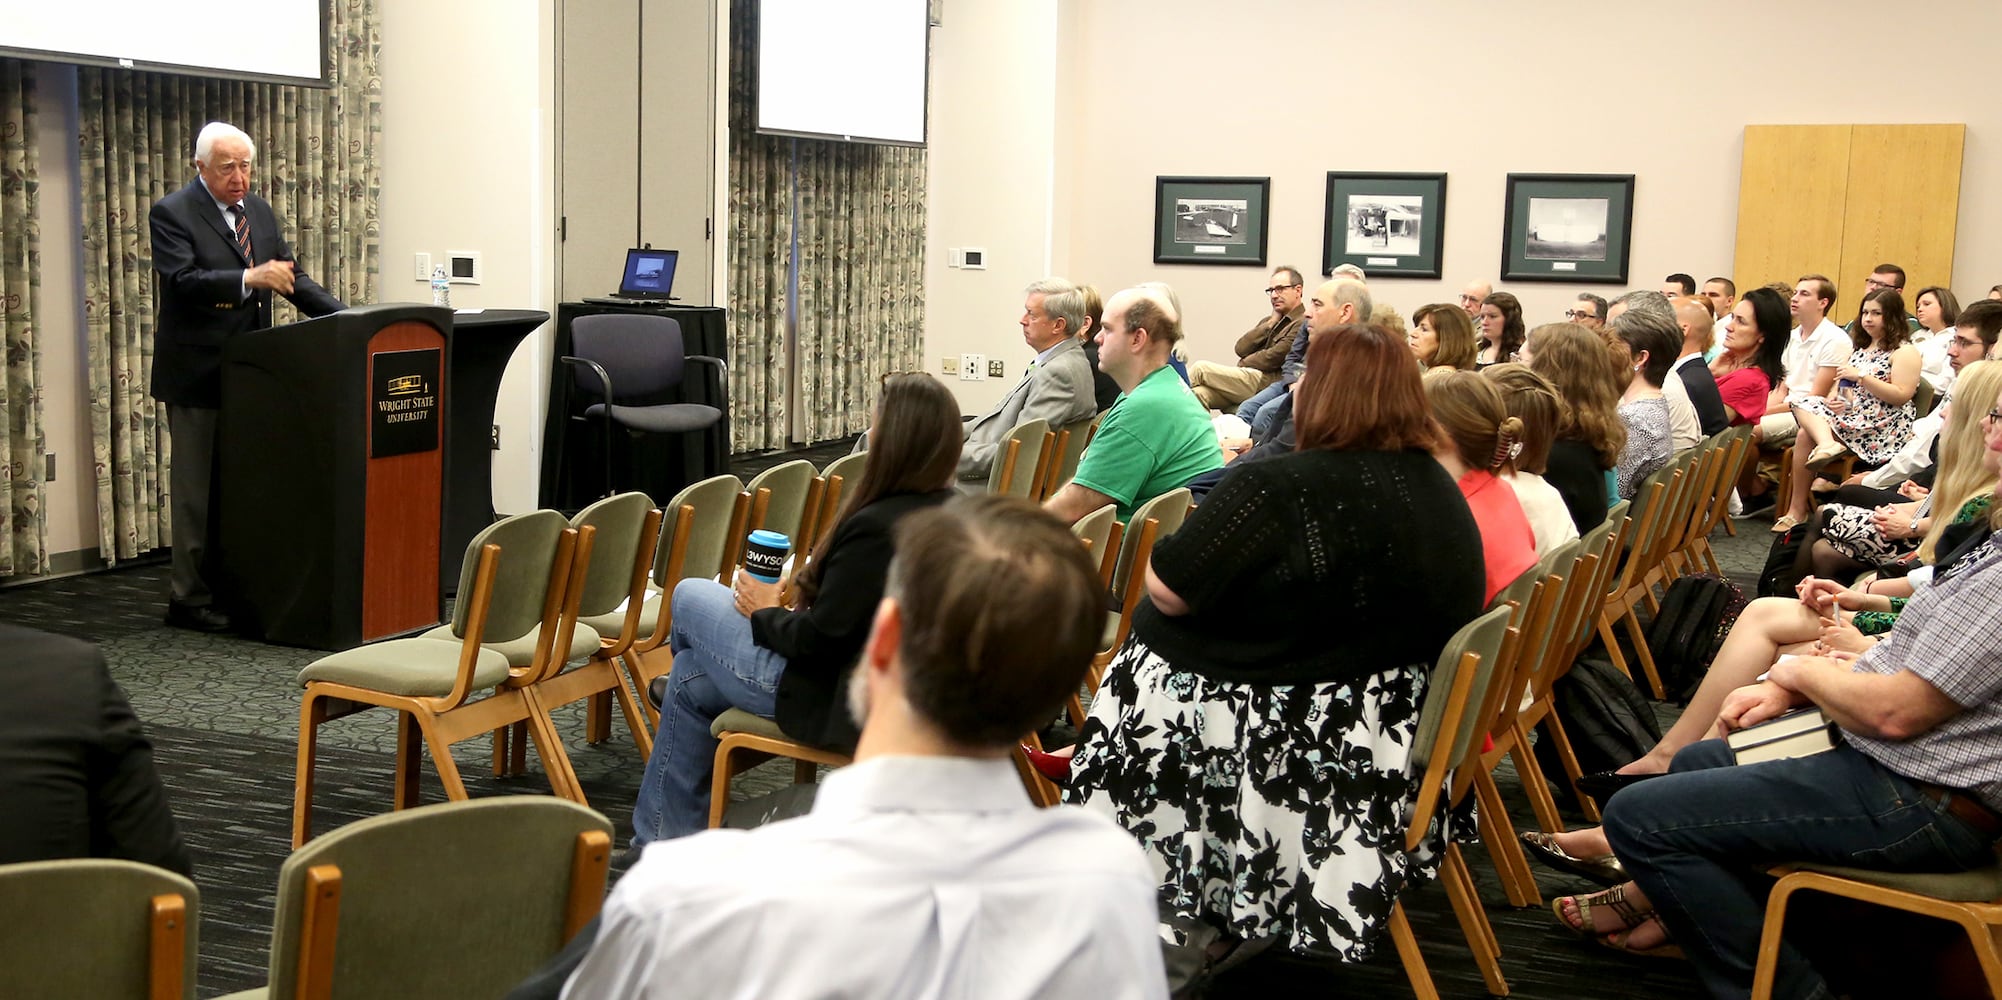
[445,309,549,584]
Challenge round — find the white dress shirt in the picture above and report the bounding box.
[1862,388,1950,489]
[1911,326,1956,393]
[1504,471,1580,557]
[1659,355,1703,452]
[564,755,1168,1000]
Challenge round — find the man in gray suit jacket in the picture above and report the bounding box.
[957,279,1099,486]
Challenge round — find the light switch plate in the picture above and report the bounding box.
[413,252,431,281]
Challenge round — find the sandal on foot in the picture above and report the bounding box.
[1521,831,1627,886]
[1597,916,1685,960]
[1771,513,1805,533]
[1551,883,1650,939]
[1805,441,1848,472]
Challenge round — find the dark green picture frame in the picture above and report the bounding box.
[1500,173,1635,284]
[1153,176,1270,266]
[1322,171,1447,279]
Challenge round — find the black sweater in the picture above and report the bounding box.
[757,488,955,752]
[1134,449,1484,686]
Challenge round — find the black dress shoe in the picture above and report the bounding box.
[1575,768,1664,800]
[647,674,669,713]
[165,601,232,633]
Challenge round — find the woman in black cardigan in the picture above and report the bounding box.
[629,374,960,847]
[1069,324,1485,973]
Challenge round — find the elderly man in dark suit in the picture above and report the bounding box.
[150,121,344,632]
[954,277,1098,488]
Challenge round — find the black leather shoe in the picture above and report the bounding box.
[1575,768,1664,800]
[647,674,669,713]
[165,601,232,633]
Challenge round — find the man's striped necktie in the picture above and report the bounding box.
[230,204,251,260]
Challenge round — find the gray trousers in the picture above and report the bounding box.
[167,404,217,607]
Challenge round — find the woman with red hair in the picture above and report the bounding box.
[1069,323,1486,982]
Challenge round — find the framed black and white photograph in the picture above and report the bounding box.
[1500,173,1635,283]
[1153,176,1270,266]
[1322,171,1447,279]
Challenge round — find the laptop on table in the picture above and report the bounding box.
[583,247,681,306]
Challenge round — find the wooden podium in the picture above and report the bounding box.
[217,304,450,649]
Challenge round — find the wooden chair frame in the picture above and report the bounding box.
[293,530,588,846]
[1751,866,2002,1000]
[535,506,666,773]
[1598,473,1679,697]
[277,829,611,1000]
[708,720,852,829]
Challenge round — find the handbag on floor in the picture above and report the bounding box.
[1757,521,1809,598]
[1537,656,1663,786]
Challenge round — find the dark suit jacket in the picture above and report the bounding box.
[757,489,956,753]
[0,626,193,877]
[149,178,346,408]
[1675,359,1732,436]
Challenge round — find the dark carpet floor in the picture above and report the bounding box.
[0,449,1786,998]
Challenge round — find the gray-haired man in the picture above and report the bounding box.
[956,278,1098,486]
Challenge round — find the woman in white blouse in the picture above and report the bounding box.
[1481,363,1581,556]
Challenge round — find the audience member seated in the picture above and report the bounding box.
[1758,274,1849,448]
[1459,278,1493,320]
[1234,264,1367,434]
[1410,302,1480,371]
[1777,288,1921,532]
[1670,295,1731,437]
[1661,272,1696,297]
[1484,363,1582,556]
[1912,284,1962,392]
[1702,276,1736,358]
[1046,285,1222,525]
[565,498,1169,999]
[1079,283,1122,413]
[1067,323,1484,987]
[1566,293,1607,330]
[955,277,1098,488]
[1186,266,1305,411]
[1526,322,1625,532]
[1848,303,2002,496]
[1530,420,2002,997]
[0,625,192,877]
[1137,280,1192,384]
[1604,288,1676,329]
[1476,290,1525,368]
[628,374,961,848]
[1608,308,1678,499]
[1849,263,1922,336]
[1804,361,2001,581]
[1424,368,1539,599]
[1708,286,1790,427]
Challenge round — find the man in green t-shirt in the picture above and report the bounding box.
[1045,285,1223,524]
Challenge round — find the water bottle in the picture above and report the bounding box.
[430,265,451,308]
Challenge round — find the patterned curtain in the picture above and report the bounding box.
[727,0,926,449]
[77,0,381,562]
[0,61,46,576]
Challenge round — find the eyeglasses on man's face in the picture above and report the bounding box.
[1264,283,1301,295]
[1564,309,1598,321]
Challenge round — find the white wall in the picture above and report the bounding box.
[921,0,1060,414]
[32,69,93,561]
[378,0,558,514]
[921,0,2002,378]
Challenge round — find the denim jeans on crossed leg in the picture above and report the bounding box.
[1602,738,1997,1000]
[1234,381,1286,427]
[628,577,787,850]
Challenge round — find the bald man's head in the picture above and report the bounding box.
[1672,296,1715,355]
[1310,278,1373,333]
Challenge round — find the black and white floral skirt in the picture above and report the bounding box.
[1067,637,1445,963]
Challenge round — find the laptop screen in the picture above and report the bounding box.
[618,248,679,298]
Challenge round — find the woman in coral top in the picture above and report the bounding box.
[1425,368,1539,600]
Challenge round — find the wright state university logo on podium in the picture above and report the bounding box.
[371,349,442,458]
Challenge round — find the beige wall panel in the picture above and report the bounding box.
[1836,124,1964,322]
[640,0,717,305]
[1734,125,1851,307]
[559,0,641,302]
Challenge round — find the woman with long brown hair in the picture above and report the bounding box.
[1525,322,1627,532]
[629,373,962,847]
[1411,302,1480,371]
[1069,323,1485,980]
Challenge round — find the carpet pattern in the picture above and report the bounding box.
[0,463,1784,996]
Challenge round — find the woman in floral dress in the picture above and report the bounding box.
[1778,288,1922,530]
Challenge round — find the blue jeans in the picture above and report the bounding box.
[1233,381,1286,426]
[1603,739,1997,1000]
[628,578,787,848]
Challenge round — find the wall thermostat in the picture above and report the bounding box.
[447,251,482,285]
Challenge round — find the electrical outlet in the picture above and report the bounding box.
[987,359,1004,378]
[413,252,431,281]
[959,353,985,381]
[491,424,501,450]
[939,356,956,374]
